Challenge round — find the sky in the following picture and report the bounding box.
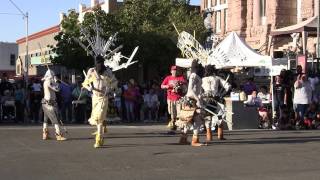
[0,0,200,42]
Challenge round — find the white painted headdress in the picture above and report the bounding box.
[42,69,55,81]
[74,19,139,72]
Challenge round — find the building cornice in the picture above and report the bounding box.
[16,25,61,44]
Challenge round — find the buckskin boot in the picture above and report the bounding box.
[42,128,50,140]
[217,125,226,140]
[191,135,203,147]
[206,128,212,142]
[94,134,104,148]
[56,133,67,141]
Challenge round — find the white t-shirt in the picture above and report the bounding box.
[293,81,312,104]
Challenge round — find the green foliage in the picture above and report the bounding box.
[52,0,205,76]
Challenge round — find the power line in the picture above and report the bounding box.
[0,12,22,16]
[8,0,27,17]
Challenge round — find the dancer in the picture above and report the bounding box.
[177,60,204,146]
[82,55,118,148]
[41,69,67,141]
[202,65,231,141]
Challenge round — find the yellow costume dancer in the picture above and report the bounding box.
[82,55,118,148]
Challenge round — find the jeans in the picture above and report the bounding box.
[125,101,135,122]
[296,104,309,122]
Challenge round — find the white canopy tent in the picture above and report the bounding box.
[207,32,272,69]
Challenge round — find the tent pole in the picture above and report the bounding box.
[270,75,275,124]
[302,31,307,55]
[267,35,273,56]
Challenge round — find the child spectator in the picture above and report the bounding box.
[304,102,318,129]
[245,91,270,128]
[1,90,15,121]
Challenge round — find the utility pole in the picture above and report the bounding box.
[317,0,320,72]
[8,0,29,86]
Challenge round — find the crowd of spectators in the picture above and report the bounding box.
[1,64,320,131]
[0,73,167,124]
[244,65,320,130]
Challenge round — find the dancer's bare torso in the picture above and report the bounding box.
[43,79,59,101]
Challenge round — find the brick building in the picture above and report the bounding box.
[201,0,319,57]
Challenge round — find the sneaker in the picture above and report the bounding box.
[295,122,301,130]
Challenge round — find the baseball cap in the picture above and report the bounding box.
[170,66,177,70]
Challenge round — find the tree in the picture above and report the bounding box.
[52,1,205,78]
[52,8,119,71]
[51,9,92,71]
[116,0,206,77]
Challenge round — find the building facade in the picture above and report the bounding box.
[78,0,121,22]
[16,25,60,77]
[201,0,319,56]
[0,42,18,78]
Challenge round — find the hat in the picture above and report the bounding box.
[170,66,177,70]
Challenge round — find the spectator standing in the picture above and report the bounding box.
[30,79,42,123]
[273,76,287,123]
[114,84,123,121]
[293,74,312,129]
[15,83,25,123]
[161,66,186,131]
[59,77,72,123]
[72,80,89,123]
[123,82,137,122]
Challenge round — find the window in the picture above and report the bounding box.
[260,0,266,17]
[16,64,21,75]
[224,9,227,31]
[216,11,221,33]
[10,54,15,66]
[207,0,211,8]
[297,0,301,22]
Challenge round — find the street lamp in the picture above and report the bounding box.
[7,0,29,86]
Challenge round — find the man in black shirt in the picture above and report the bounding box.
[273,75,287,123]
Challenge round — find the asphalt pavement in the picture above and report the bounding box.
[0,124,320,180]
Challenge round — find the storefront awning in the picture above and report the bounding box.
[270,16,318,36]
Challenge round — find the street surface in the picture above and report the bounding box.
[0,124,320,180]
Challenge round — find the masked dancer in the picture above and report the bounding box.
[42,69,67,141]
[202,65,231,141]
[82,55,118,148]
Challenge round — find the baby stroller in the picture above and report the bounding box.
[1,99,16,122]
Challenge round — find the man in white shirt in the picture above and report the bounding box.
[293,74,312,128]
